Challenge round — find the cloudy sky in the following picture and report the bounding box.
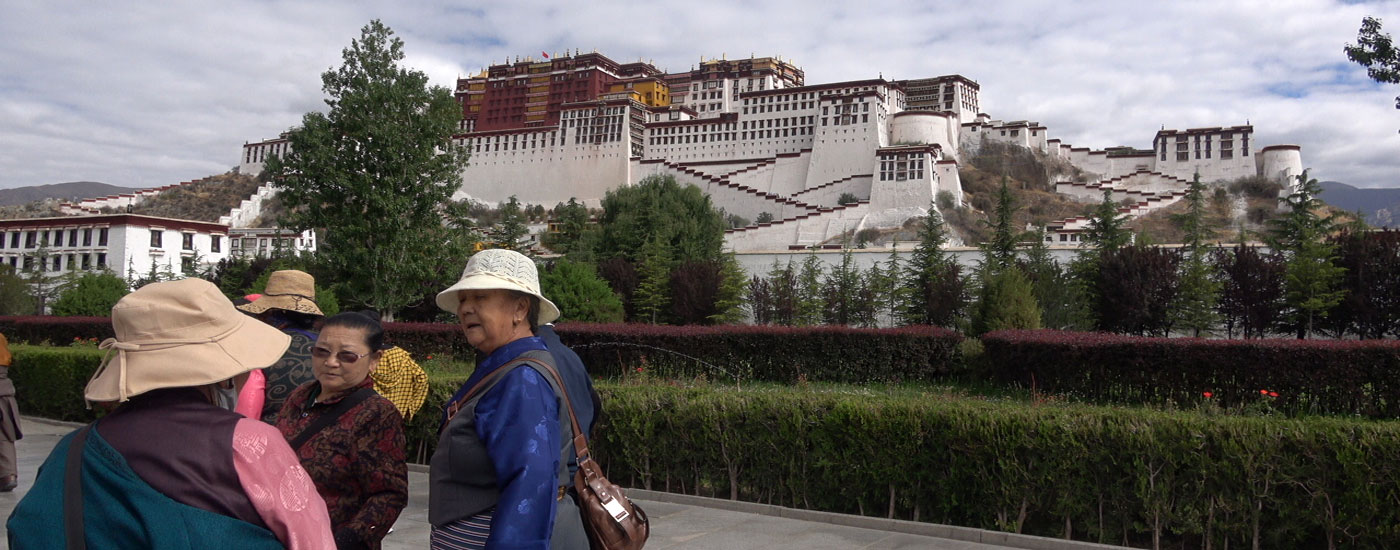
[2,0,1398,191]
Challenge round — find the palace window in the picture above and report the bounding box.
[182,233,194,251]
[150,229,163,248]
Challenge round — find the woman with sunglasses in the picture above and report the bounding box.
[275,312,409,550]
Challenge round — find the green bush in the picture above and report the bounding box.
[51,270,129,316]
[592,384,1400,549]
[10,345,107,422]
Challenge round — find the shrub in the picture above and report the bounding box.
[539,260,625,324]
[982,329,1400,417]
[9,344,108,422]
[0,316,113,346]
[51,270,129,316]
[554,323,963,383]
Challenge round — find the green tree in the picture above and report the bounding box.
[1266,170,1347,338]
[633,236,673,324]
[1021,230,1087,330]
[539,259,624,323]
[497,195,530,252]
[265,20,470,320]
[1345,16,1400,120]
[51,270,128,316]
[594,174,725,264]
[1070,189,1131,328]
[710,253,748,324]
[1173,173,1221,336]
[865,243,904,327]
[0,265,33,315]
[755,211,774,224]
[971,266,1041,335]
[980,176,1021,273]
[822,249,864,325]
[543,198,590,255]
[902,204,966,326]
[23,236,60,314]
[795,252,826,326]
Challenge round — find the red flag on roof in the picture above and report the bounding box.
[542,51,550,59]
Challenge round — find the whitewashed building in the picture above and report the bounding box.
[0,214,230,278]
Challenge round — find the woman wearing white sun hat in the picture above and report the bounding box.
[428,248,588,550]
[7,278,335,550]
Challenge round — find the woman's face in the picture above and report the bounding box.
[456,288,529,355]
[312,325,380,396]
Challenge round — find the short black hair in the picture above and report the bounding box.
[319,311,385,351]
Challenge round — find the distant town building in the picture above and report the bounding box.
[0,214,229,278]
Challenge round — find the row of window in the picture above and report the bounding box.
[1159,134,1250,161]
[879,156,926,181]
[5,252,107,272]
[245,142,288,164]
[1,228,109,250]
[148,230,221,253]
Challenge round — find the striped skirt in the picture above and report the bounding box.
[430,510,493,550]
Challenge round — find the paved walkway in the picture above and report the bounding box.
[2,417,1125,550]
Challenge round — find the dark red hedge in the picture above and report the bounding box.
[982,329,1400,417]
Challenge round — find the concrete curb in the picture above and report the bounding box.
[21,416,85,429]
[625,489,1129,550]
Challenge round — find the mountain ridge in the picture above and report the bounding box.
[0,181,140,207]
[1318,181,1400,227]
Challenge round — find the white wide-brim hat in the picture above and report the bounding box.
[436,249,561,325]
[85,278,292,403]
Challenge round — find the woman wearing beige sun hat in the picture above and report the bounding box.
[428,248,592,550]
[238,269,325,423]
[6,278,335,550]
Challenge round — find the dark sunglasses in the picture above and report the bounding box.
[311,347,370,364]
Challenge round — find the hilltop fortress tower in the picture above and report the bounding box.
[239,51,1302,251]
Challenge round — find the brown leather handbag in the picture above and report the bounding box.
[534,360,650,550]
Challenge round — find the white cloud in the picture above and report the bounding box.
[1,0,1398,191]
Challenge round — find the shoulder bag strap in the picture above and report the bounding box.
[442,356,541,426]
[516,351,589,465]
[288,387,375,451]
[64,425,93,550]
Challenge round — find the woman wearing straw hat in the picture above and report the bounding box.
[6,278,335,550]
[429,249,589,550]
[238,269,324,423]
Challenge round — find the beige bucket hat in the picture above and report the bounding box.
[85,278,292,403]
[435,249,560,324]
[236,269,323,316]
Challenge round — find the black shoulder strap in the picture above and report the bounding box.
[64,425,92,550]
[289,387,375,451]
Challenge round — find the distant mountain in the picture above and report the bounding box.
[1318,181,1400,228]
[0,181,139,207]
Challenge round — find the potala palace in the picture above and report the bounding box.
[239,51,1305,252]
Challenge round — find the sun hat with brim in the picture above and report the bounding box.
[435,249,561,325]
[236,270,323,316]
[85,278,292,404]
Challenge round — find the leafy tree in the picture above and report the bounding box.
[747,275,773,325]
[755,211,774,224]
[1213,244,1286,339]
[497,195,530,252]
[51,270,128,316]
[1070,189,1132,328]
[594,174,725,264]
[1094,245,1181,336]
[209,256,278,300]
[1345,16,1400,121]
[971,266,1041,335]
[595,258,639,318]
[902,204,966,326]
[633,236,673,324]
[795,252,826,326]
[837,192,859,206]
[1324,228,1400,338]
[755,260,799,326]
[265,20,470,320]
[865,243,904,327]
[539,259,624,323]
[1081,189,1131,255]
[0,265,33,315]
[1266,170,1347,338]
[1172,173,1221,336]
[1020,230,1087,330]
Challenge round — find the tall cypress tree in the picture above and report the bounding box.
[1266,169,1347,338]
[1172,173,1221,336]
[901,203,966,326]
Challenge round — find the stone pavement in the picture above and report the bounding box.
[2,417,1126,550]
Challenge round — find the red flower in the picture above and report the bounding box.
[1260,389,1269,395]
[426,355,433,360]
[635,367,644,373]
[1202,392,1213,398]
[1268,391,1278,398]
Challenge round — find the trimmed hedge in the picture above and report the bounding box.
[0,317,113,346]
[2,317,966,384]
[982,329,1400,417]
[592,384,1400,549]
[554,323,963,383]
[13,346,1400,547]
